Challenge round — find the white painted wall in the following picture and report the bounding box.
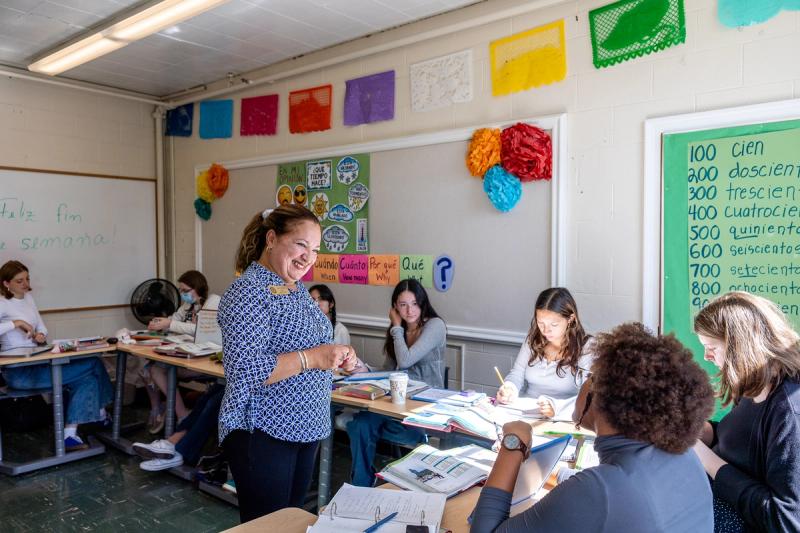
[0,76,156,340]
[166,0,800,391]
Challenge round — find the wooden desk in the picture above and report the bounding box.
[223,485,482,533]
[102,345,224,454]
[0,347,113,475]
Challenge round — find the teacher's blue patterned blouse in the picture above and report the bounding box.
[217,261,333,444]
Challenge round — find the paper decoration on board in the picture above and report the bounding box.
[490,20,567,96]
[199,100,233,139]
[194,163,230,220]
[339,255,369,284]
[166,103,193,137]
[590,0,686,69]
[241,94,278,136]
[194,198,211,220]
[501,123,552,182]
[278,154,370,254]
[718,0,800,27]
[410,50,473,112]
[368,255,400,286]
[401,255,433,288]
[483,165,522,212]
[344,70,395,125]
[433,255,454,292]
[301,268,314,282]
[289,84,332,133]
[313,255,340,283]
[466,128,502,177]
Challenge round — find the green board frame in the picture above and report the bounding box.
[662,118,800,418]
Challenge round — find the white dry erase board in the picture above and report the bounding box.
[196,116,567,343]
[0,167,157,311]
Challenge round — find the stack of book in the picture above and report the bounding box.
[411,388,486,406]
[153,341,222,357]
[53,336,110,353]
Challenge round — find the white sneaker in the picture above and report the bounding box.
[132,439,176,460]
[140,453,184,471]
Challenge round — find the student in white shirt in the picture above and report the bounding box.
[496,287,593,420]
[0,260,112,452]
[142,270,220,433]
[309,284,350,345]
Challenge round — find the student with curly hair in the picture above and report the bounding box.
[693,292,800,532]
[471,322,715,533]
[495,288,593,420]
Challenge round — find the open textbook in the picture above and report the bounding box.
[402,400,527,440]
[153,341,222,357]
[308,483,445,533]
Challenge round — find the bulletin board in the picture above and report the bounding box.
[196,116,567,342]
[644,99,800,415]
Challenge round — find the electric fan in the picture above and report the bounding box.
[130,278,181,325]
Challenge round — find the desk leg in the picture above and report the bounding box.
[317,416,334,508]
[164,365,177,437]
[51,363,65,457]
[112,350,127,440]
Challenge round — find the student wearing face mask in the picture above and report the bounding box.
[143,270,220,433]
[495,288,594,420]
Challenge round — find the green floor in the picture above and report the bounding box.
[0,402,388,532]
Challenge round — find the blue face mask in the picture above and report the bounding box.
[181,292,195,304]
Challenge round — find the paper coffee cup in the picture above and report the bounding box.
[389,372,409,404]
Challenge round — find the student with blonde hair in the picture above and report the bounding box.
[693,291,800,532]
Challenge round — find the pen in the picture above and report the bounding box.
[493,366,505,387]
[363,511,398,533]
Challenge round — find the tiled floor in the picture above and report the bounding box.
[0,403,389,532]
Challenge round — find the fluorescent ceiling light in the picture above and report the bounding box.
[29,0,231,76]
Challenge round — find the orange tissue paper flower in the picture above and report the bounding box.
[207,163,229,198]
[196,170,215,202]
[466,128,502,177]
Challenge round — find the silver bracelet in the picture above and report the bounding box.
[299,350,309,372]
[297,350,307,372]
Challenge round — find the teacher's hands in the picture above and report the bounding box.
[307,344,357,371]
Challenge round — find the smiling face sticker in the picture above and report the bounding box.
[293,184,307,206]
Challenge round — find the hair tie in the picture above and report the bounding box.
[262,208,274,220]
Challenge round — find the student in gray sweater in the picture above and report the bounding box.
[694,292,800,532]
[347,279,446,486]
[471,323,715,533]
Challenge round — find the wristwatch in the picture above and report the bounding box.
[501,433,529,458]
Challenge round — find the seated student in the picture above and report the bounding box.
[132,382,224,471]
[309,284,350,345]
[693,292,800,532]
[142,270,220,433]
[346,279,446,487]
[471,322,715,533]
[495,287,593,420]
[0,260,113,452]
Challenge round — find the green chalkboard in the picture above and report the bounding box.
[662,118,800,418]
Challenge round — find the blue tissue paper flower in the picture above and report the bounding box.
[194,198,212,221]
[483,165,522,212]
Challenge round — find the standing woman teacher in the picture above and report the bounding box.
[218,205,356,523]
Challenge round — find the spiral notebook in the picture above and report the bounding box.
[308,484,445,533]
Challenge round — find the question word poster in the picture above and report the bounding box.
[302,254,455,289]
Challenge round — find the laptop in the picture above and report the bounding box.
[0,344,53,357]
[511,434,572,506]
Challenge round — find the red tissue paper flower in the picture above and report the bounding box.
[207,163,229,198]
[500,123,552,182]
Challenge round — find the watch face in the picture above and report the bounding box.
[503,434,521,450]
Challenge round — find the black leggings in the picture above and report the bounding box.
[223,429,319,523]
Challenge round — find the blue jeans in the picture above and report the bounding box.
[346,411,427,487]
[4,357,113,425]
[174,383,224,465]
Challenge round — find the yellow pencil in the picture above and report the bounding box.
[493,366,505,386]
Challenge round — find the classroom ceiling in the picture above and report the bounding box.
[0,0,482,98]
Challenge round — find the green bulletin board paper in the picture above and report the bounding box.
[400,255,433,288]
[662,118,800,418]
[277,154,370,254]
